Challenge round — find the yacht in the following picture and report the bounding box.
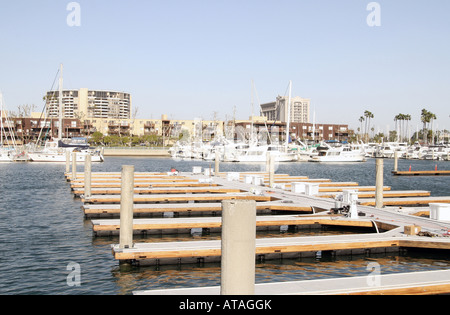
[309,142,366,162]
[0,147,14,162]
[402,143,427,159]
[423,145,449,160]
[232,144,298,162]
[28,138,104,163]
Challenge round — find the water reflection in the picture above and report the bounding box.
[110,251,450,295]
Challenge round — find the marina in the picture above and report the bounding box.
[2,0,450,300]
[62,155,450,294]
[1,157,450,295]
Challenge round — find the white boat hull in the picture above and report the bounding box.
[309,156,366,162]
[235,154,297,163]
[28,152,104,163]
[0,153,13,162]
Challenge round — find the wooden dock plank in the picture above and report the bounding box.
[318,190,431,199]
[111,234,450,263]
[73,186,243,196]
[393,170,450,176]
[318,186,391,192]
[73,178,197,184]
[360,196,450,206]
[134,270,450,295]
[83,193,274,204]
[82,202,313,217]
[71,182,220,189]
[91,216,375,234]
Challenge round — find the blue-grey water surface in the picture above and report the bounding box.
[0,157,449,295]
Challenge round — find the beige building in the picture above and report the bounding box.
[45,89,132,120]
[260,96,310,123]
[88,116,224,141]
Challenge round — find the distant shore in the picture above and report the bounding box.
[102,147,170,157]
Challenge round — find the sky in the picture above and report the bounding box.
[0,0,449,132]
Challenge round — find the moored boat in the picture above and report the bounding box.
[309,142,366,162]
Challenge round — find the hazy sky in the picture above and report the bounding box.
[0,0,449,132]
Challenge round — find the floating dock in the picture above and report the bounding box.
[91,215,376,236]
[110,230,450,265]
[65,167,450,295]
[392,170,450,176]
[134,270,450,295]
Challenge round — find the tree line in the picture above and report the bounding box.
[357,108,442,144]
[88,132,167,147]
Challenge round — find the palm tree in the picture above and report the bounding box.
[404,114,411,143]
[421,109,437,144]
[430,112,437,144]
[359,116,365,141]
[394,114,401,142]
[395,113,413,142]
[364,110,374,142]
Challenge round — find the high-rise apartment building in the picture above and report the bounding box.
[260,96,310,123]
[45,88,131,120]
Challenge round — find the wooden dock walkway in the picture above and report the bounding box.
[360,196,450,207]
[82,192,275,204]
[73,185,390,197]
[82,201,313,218]
[318,190,431,199]
[111,232,450,265]
[63,166,450,294]
[134,269,450,295]
[73,186,244,197]
[393,170,450,176]
[92,215,375,236]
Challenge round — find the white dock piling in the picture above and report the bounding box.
[66,150,70,174]
[221,200,256,295]
[120,165,135,249]
[269,155,275,188]
[84,154,92,198]
[71,152,77,180]
[376,159,384,209]
[394,151,399,172]
[215,151,220,177]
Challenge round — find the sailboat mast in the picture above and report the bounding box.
[251,80,254,144]
[312,109,316,143]
[0,92,4,145]
[58,63,63,140]
[285,80,292,150]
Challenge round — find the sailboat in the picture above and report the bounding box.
[27,64,104,163]
[0,92,18,162]
[230,80,298,163]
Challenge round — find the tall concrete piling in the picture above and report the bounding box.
[120,165,135,249]
[269,155,275,188]
[84,154,92,198]
[394,151,399,172]
[376,158,384,209]
[66,150,71,174]
[220,200,256,295]
[215,151,220,177]
[71,152,77,180]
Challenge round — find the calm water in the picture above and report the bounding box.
[0,157,449,295]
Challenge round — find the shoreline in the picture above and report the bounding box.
[102,148,170,157]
